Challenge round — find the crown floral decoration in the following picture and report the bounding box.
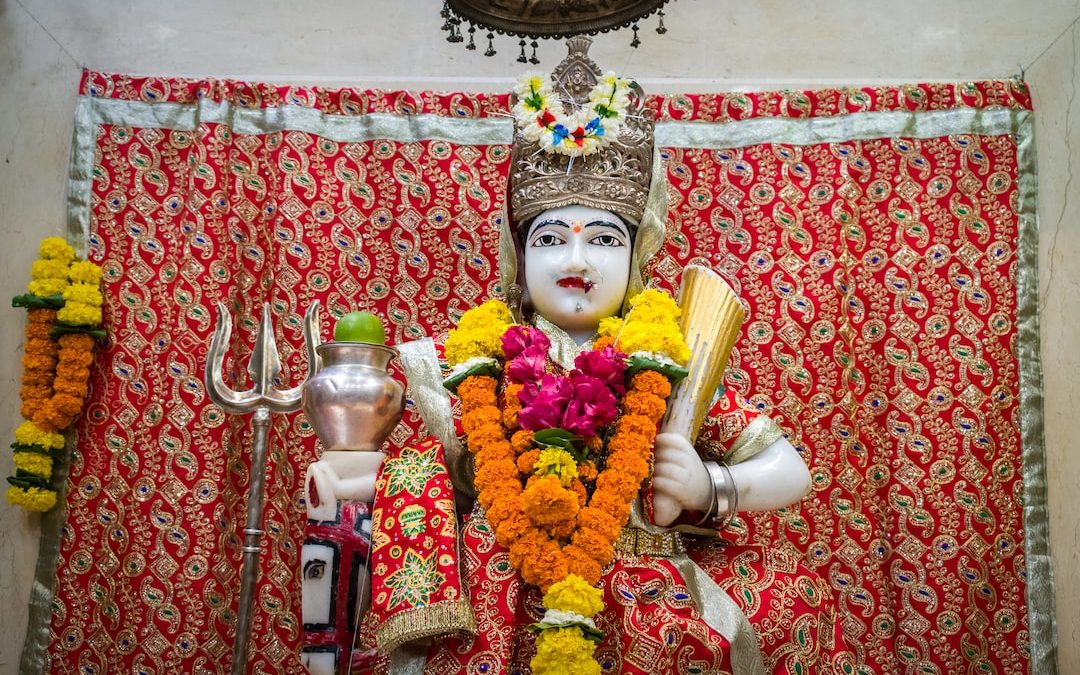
[512,70,634,157]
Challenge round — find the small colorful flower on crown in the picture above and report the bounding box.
[513,70,634,158]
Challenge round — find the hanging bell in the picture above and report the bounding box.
[439,3,675,63]
[440,1,452,33]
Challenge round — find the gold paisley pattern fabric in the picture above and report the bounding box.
[26,72,1047,675]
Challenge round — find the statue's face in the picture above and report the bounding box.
[524,205,631,335]
[300,542,334,627]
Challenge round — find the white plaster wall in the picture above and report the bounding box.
[0,2,81,673]
[1,0,1078,672]
[1028,19,1080,675]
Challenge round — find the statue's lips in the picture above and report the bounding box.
[557,277,594,292]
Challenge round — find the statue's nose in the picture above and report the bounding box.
[562,235,590,272]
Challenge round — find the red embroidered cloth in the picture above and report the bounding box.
[41,71,1036,674]
[356,387,851,674]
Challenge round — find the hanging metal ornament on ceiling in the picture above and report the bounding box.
[440,0,673,63]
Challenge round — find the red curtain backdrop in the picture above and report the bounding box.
[40,71,1040,674]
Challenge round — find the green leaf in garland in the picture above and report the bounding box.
[442,359,501,394]
[528,619,604,643]
[11,293,64,310]
[594,104,618,119]
[11,443,66,460]
[7,470,52,490]
[49,321,107,340]
[626,354,689,385]
[532,428,582,453]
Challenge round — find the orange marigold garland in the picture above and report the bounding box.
[7,237,104,512]
[20,308,60,419]
[443,292,689,674]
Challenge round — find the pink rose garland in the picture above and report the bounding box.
[508,327,627,438]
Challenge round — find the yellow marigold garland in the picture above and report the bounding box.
[13,451,53,476]
[7,237,103,512]
[533,448,578,487]
[599,288,691,365]
[14,420,65,450]
[447,289,687,674]
[5,486,58,512]
[543,574,604,617]
[443,299,513,366]
[532,627,601,675]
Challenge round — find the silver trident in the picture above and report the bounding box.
[205,301,321,675]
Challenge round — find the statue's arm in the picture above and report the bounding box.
[724,434,811,511]
[396,338,476,502]
[651,389,811,527]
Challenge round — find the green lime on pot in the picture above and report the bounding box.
[334,311,386,344]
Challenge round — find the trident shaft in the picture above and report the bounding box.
[205,301,321,675]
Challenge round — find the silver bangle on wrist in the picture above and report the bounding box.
[703,461,738,529]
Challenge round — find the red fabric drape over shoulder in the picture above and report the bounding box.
[40,70,1037,674]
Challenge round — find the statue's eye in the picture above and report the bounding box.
[304,559,327,580]
[590,233,624,247]
[531,233,564,247]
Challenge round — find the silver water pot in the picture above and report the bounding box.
[301,342,405,451]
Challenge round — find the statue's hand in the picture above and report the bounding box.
[651,432,712,527]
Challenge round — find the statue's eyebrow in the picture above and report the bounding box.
[530,218,628,236]
[583,219,629,236]
[531,218,570,231]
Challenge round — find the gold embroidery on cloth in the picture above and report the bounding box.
[669,555,768,675]
[534,314,588,371]
[396,339,474,498]
[375,597,477,654]
[724,414,785,466]
[615,525,687,557]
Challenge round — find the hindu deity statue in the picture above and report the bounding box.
[304,38,853,675]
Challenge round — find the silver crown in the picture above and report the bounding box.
[509,37,655,227]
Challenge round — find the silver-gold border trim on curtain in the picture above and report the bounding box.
[1013,108,1056,674]
[29,92,1053,675]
